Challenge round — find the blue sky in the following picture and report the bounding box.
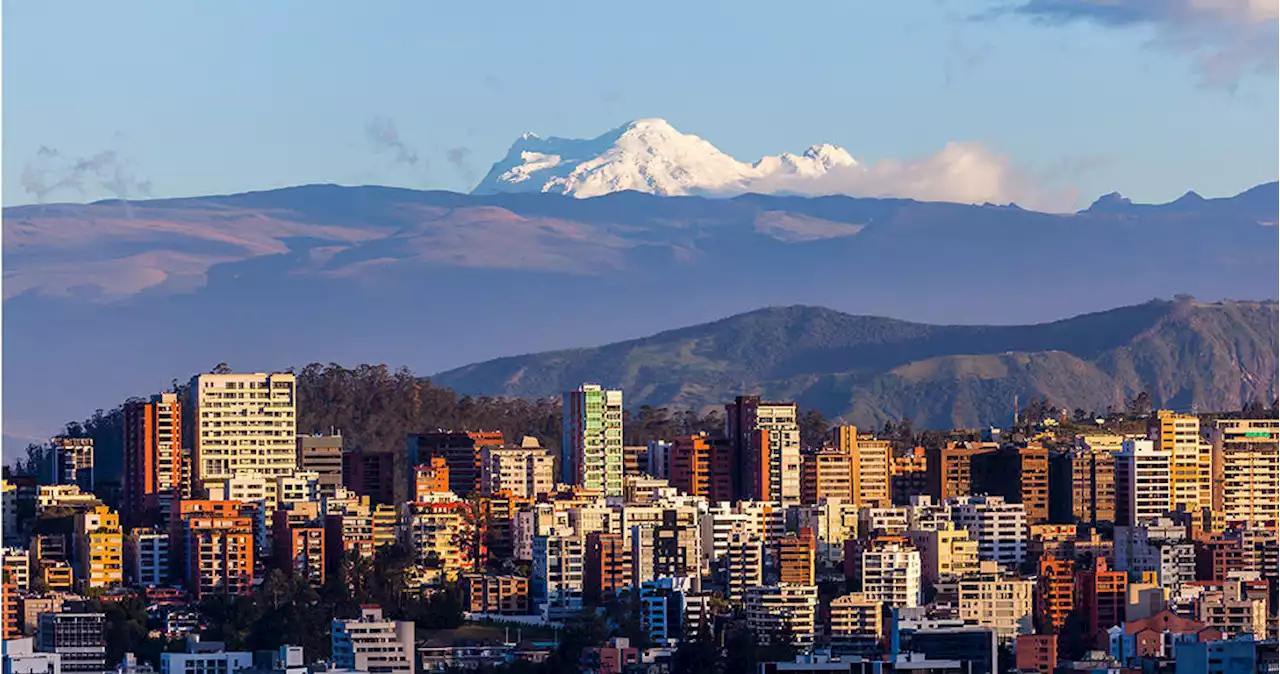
[3,0,1277,209]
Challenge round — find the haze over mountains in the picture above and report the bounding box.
[434,298,1279,429]
[2,140,1276,449]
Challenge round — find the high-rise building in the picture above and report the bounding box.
[124,393,184,528]
[744,584,818,646]
[584,532,632,605]
[342,449,396,505]
[331,606,415,674]
[891,447,928,506]
[948,495,1028,568]
[925,444,994,501]
[860,542,921,608]
[832,427,892,508]
[532,533,585,620]
[971,444,1049,524]
[669,434,733,503]
[412,457,451,500]
[407,431,504,500]
[73,506,123,590]
[800,447,852,506]
[178,505,255,599]
[37,612,105,674]
[126,528,169,588]
[1115,439,1172,527]
[957,577,1034,643]
[562,385,625,497]
[720,525,763,602]
[830,593,883,641]
[1211,419,1279,530]
[188,372,297,493]
[1035,556,1074,633]
[296,434,343,496]
[479,442,554,499]
[777,528,816,585]
[271,509,325,587]
[1149,411,1210,514]
[904,525,979,584]
[49,438,94,492]
[725,396,801,505]
[1048,448,1115,525]
[1076,557,1127,648]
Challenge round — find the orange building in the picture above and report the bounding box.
[174,499,254,599]
[408,430,504,497]
[1014,635,1056,674]
[925,444,994,500]
[272,509,325,587]
[413,457,451,500]
[1035,555,1075,632]
[832,428,893,508]
[584,532,633,605]
[778,527,816,585]
[891,447,928,506]
[800,447,852,505]
[461,574,529,614]
[124,393,185,528]
[668,434,733,503]
[1,580,17,640]
[1077,557,1127,647]
[971,444,1050,523]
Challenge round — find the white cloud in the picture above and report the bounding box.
[738,141,1079,212]
[1003,0,1279,88]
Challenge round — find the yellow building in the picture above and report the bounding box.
[801,447,852,505]
[74,506,123,589]
[958,576,1035,643]
[1149,411,1210,513]
[905,525,979,584]
[41,562,74,591]
[1211,419,1280,530]
[832,427,892,508]
[373,503,398,549]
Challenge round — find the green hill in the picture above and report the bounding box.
[432,298,1279,428]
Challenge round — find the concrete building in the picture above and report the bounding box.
[800,447,852,506]
[562,385,624,497]
[725,397,801,506]
[460,574,529,615]
[411,457,450,501]
[904,525,979,584]
[832,427,892,508]
[2,549,29,593]
[74,507,123,590]
[1035,556,1074,633]
[1048,448,1116,526]
[861,543,921,608]
[479,443,554,499]
[188,373,297,492]
[957,577,1034,643]
[891,447,928,506]
[925,444,994,501]
[402,503,467,578]
[797,498,861,568]
[971,445,1049,524]
[720,525,763,602]
[49,439,94,493]
[125,528,168,587]
[1148,411,1210,514]
[271,510,325,587]
[776,528,816,586]
[1014,635,1056,674]
[829,593,882,640]
[37,613,105,674]
[406,431,504,500]
[330,606,415,674]
[176,504,255,599]
[668,434,732,504]
[159,641,252,674]
[3,637,62,674]
[296,434,343,496]
[1077,558,1127,647]
[1197,580,1268,639]
[948,495,1027,568]
[1211,419,1279,530]
[584,532,632,605]
[123,393,184,528]
[859,507,908,537]
[532,533,584,620]
[1115,439,1172,527]
[744,584,818,646]
[645,440,671,480]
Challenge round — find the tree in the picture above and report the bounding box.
[1072,408,1088,423]
[1125,391,1152,418]
[211,362,233,374]
[798,409,829,449]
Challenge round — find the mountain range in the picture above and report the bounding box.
[434,298,1279,429]
[2,148,1276,448]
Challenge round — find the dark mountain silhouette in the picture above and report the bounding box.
[3,182,1276,447]
[433,298,1279,429]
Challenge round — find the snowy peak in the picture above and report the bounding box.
[473,118,856,199]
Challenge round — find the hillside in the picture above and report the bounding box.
[432,298,1279,429]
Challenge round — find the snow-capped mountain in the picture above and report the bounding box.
[472,118,857,198]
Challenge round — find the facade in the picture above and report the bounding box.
[1014,635,1057,674]
[479,444,554,499]
[1048,448,1116,525]
[800,447,852,506]
[49,438,94,493]
[776,528,816,586]
[330,606,416,674]
[1115,439,1172,527]
[891,447,928,506]
[296,434,344,496]
[744,584,818,646]
[561,385,625,497]
[925,444,994,501]
[461,574,529,615]
[412,457,451,500]
[188,373,298,492]
[971,445,1049,524]
[1035,556,1074,633]
[1077,558,1127,647]
[584,532,632,605]
[957,577,1034,643]
[1211,418,1279,529]
[668,434,732,503]
[833,428,892,508]
[73,506,123,590]
[904,525,979,584]
[830,593,882,639]
[1148,411,1209,514]
[725,397,801,505]
[179,508,255,599]
[406,431,504,500]
[126,528,169,587]
[36,613,105,674]
[271,510,325,587]
[532,533,585,620]
[948,495,1028,568]
[123,393,184,528]
[341,450,397,506]
[860,543,921,608]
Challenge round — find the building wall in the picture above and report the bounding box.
[190,373,297,491]
[562,385,624,497]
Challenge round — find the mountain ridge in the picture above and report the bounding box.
[432,298,1279,429]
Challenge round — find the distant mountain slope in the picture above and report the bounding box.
[432,299,1279,428]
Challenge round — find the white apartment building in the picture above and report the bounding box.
[721,526,764,602]
[859,507,908,536]
[957,577,1034,643]
[861,543,921,608]
[126,528,169,587]
[480,444,554,498]
[906,495,955,532]
[744,584,818,646]
[830,593,883,639]
[1212,419,1280,530]
[1116,439,1172,527]
[2,547,30,591]
[1114,519,1195,592]
[532,533,584,620]
[796,498,860,567]
[1148,411,1209,512]
[905,524,980,584]
[948,495,1027,568]
[275,472,320,505]
[190,372,297,492]
[161,650,252,674]
[330,606,416,674]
